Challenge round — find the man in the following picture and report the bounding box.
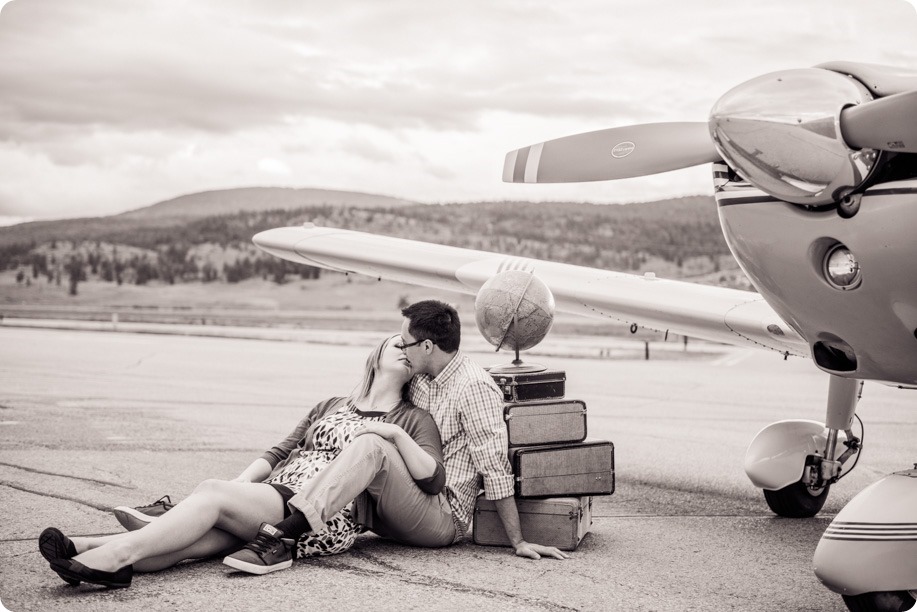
[121,301,566,572]
[398,300,566,561]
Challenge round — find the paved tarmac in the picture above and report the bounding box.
[1,326,915,611]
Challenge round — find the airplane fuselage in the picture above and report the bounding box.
[716,167,917,387]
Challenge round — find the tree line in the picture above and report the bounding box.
[1,199,732,293]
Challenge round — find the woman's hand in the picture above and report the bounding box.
[353,421,405,443]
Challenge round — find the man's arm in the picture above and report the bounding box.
[459,380,569,560]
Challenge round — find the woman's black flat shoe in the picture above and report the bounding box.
[39,527,79,586]
[49,558,133,589]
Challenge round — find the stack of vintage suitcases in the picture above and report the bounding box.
[473,368,615,551]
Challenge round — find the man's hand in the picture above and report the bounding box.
[514,541,570,560]
[492,497,570,560]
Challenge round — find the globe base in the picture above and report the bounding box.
[487,360,548,374]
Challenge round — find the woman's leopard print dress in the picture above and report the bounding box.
[265,401,384,558]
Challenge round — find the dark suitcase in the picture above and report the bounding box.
[510,439,614,498]
[490,369,566,402]
[473,495,593,551]
[504,399,587,447]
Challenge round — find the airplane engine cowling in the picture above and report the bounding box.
[709,68,880,206]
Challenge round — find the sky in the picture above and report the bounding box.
[1,0,916,224]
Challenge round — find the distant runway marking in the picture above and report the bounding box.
[54,397,296,409]
[0,421,20,425]
[0,460,135,489]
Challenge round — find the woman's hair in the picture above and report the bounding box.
[348,334,401,403]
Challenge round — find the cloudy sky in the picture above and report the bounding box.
[1,0,916,224]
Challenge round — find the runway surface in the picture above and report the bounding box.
[1,326,915,611]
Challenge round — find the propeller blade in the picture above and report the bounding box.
[817,61,917,97]
[503,122,720,183]
[840,90,917,153]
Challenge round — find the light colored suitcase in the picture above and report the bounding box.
[509,439,614,498]
[504,399,587,447]
[473,495,593,551]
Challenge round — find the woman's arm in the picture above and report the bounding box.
[261,398,344,468]
[353,422,438,481]
[232,457,273,483]
[354,409,446,494]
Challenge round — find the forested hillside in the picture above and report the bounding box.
[0,196,745,295]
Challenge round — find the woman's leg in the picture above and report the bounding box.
[72,528,242,572]
[71,480,285,572]
[134,528,242,572]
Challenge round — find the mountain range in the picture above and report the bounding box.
[118,187,417,220]
[0,187,417,248]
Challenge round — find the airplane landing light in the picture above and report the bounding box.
[824,245,862,290]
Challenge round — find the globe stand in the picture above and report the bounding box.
[488,314,547,374]
[487,350,547,374]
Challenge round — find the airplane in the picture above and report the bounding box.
[252,61,917,612]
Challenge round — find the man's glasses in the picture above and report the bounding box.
[395,338,429,350]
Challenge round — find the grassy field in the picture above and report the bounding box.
[0,268,461,311]
[0,269,657,337]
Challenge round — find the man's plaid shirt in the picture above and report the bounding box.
[409,351,515,532]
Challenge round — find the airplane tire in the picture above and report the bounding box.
[762,481,829,518]
[842,591,916,612]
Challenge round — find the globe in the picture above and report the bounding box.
[474,270,555,355]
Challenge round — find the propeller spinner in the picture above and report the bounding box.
[503,64,917,207]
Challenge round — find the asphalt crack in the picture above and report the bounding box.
[0,461,136,489]
[0,481,113,512]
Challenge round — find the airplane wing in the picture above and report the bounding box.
[253,224,808,357]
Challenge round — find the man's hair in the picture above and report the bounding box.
[401,300,461,353]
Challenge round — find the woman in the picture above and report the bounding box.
[39,335,448,588]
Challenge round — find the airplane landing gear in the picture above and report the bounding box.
[762,467,830,518]
[744,375,862,518]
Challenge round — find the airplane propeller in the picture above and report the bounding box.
[502,122,720,184]
[840,89,917,153]
[504,64,917,205]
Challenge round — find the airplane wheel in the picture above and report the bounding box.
[762,481,829,517]
[841,591,916,612]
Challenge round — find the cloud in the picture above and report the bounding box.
[257,157,292,175]
[1,0,916,219]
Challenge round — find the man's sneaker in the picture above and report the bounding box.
[112,495,175,531]
[222,523,295,575]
